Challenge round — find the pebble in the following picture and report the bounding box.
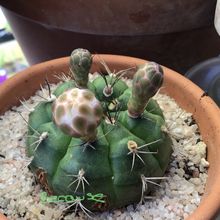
[200,158,209,168]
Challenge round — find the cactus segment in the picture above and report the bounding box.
[70,48,92,88]
[127,62,164,118]
[52,88,103,142]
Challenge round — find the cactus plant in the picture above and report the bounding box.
[26,48,173,213]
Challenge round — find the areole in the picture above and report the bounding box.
[0,55,220,220]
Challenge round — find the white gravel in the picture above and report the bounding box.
[0,75,208,220]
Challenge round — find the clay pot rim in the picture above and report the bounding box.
[0,54,220,220]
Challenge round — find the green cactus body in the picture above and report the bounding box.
[26,50,172,212]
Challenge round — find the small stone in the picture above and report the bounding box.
[189,178,201,186]
[197,186,205,195]
[126,205,134,212]
[184,204,197,213]
[192,168,200,178]
[200,158,209,168]
[187,161,194,167]
[113,210,122,217]
[178,161,185,169]
[176,168,185,177]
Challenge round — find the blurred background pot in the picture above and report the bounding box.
[1,0,220,73]
[0,55,220,219]
[185,56,220,107]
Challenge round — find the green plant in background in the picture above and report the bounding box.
[26,48,173,216]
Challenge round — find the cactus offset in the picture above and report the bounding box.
[127,62,163,118]
[26,49,173,213]
[70,48,92,88]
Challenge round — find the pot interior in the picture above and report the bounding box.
[0,55,219,219]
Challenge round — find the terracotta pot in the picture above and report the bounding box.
[0,214,7,220]
[1,0,220,73]
[0,55,220,220]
